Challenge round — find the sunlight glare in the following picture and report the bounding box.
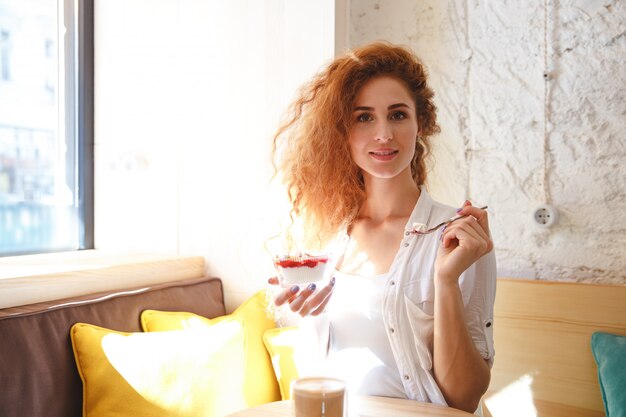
[101,321,245,413]
[323,347,384,392]
[178,314,214,330]
[484,374,537,417]
[270,325,321,379]
[332,272,377,320]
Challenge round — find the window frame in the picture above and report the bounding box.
[0,0,94,256]
[0,29,10,81]
[74,0,94,250]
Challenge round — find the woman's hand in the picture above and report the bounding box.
[268,277,335,316]
[435,201,493,285]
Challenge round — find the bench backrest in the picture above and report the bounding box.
[484,278,626,417]
[0,276,225,417]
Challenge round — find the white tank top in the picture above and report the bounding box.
[323,271,407,398]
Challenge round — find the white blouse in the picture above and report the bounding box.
[324,187,496,416]
[293,187,495,416]
[378,187,495,416]
[323,271,407,398]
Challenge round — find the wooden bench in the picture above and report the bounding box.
[482,278,626,417]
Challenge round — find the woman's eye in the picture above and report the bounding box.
[390,111,407,121]
[356,113,374,122]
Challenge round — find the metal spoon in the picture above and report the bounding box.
[411,206,489,235]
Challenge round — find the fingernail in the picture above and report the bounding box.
[307,283,317,291]
[290,285,300,293]
[330,277,336,286]
[457,201,470,212]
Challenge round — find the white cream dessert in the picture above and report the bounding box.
[274,254,331,286]
[411,222,427,233]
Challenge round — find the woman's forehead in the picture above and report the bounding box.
[353,76,414,107]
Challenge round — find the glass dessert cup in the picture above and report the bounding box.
[273,253,334,287]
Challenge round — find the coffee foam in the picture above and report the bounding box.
[294,378,345,394]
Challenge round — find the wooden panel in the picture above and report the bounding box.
[483,398,605,417]
[0,251,206,308]
[484,278,626,416]
[533,399,605,417]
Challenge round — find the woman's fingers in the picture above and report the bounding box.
[270,276,336,316]
[299,277,335,316]
[442,214,492,255]
[457,215,490,243]
[273,284,300,306]
[436,203,493,283]
[288,283,317,313]
[453,202,493,249]
[456,201,490,236]
[311,293,334,316]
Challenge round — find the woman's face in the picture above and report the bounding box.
[348,76,419,182]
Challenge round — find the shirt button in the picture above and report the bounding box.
[389,328,395,333]
[403,374,410,380]
[403,242,409,247]
[404,231,410,236]
[390,280,395,286]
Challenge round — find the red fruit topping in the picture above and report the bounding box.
[275,256,329,268]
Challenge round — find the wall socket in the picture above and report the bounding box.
[533,204,559,228]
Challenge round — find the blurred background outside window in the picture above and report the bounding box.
[0,0,92,256]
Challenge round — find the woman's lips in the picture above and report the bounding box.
[369,149,399,161]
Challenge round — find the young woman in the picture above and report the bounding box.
[269,42,496,415]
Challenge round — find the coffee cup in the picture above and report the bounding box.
[292,377,347,417]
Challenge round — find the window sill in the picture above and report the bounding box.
[0,250,206,309]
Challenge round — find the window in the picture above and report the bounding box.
[0,0,93,256]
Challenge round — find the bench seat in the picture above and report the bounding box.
[483,278,626,417]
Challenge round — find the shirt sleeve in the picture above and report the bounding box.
[459,249,497,367]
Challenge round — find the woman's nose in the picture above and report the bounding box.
[375,121,393,142]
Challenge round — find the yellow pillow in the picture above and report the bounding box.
[70,319,246,417]
[141,290,281,406]
[262,326,301,400]
[262,326,323,400]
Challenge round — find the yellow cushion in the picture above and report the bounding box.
[70,319,246,417]
[141,290,281,406]
[263,326,323,400]
[262,326,301,400]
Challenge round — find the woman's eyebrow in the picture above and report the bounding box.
[353,103,411,112]
[388,103,411,110]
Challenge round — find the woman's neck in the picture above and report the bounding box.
[359,169,421,223]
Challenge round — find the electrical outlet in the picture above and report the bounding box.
[533,204,559,228]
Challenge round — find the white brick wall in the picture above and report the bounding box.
[349,0,626,283]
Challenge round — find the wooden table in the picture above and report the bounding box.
[226,396,475,417]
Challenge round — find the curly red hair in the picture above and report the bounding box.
[273,42,440,248]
